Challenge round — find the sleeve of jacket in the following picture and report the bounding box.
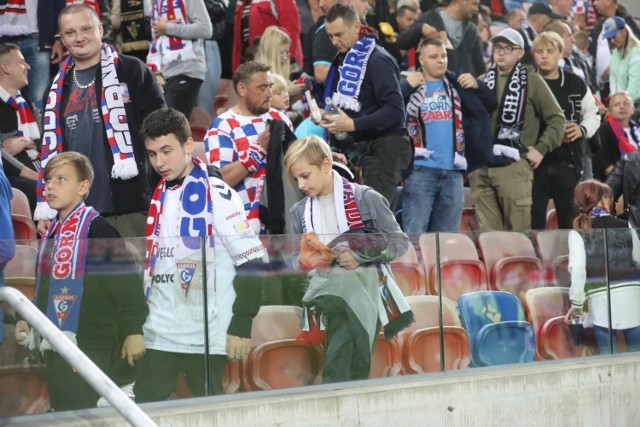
[624,49,640,102]
[361,187,409,263]
[126,56,167,120]
[592,124,618,178]
[166,0,213,39]
[471,29,487,77]
[396,11,438,50]
[605,155,625,201]
[88,218,148,338]
[579,87,601,139]
[474,78,497,113]
[530,73,565,156]
[353,53,405,134]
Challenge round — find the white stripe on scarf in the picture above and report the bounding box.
[302,170,350,235]
[331,36,376,113]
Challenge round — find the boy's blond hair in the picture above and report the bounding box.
[44,152,95,190]
[284,135,332,173]
[271,73,288,94]
[532,31,565,53]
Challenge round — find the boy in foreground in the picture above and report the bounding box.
[134,108,264,401]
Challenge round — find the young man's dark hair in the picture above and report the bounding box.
[325,3,359,25]
[397,5,418,17]
[140,108,192,145]
[232,61,271,92]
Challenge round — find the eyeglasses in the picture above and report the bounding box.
[492,45,521,54]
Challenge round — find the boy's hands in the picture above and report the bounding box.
[37,220,52,236]
[15,320,31,344]
[334,247,359,270]
[121,334,145,366]
[226,335,251,360]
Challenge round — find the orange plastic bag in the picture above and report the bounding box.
[299,232,335,269]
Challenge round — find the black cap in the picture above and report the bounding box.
[528,3,561,19]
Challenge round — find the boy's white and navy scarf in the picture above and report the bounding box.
[144,158,213,301]
[405,75,467,170]
[297,171,412,345]
[0,87,40,163]
[35,202,99,348]
[146,0,195,72]
[484,61,528,162]
[324,30,377,113]
[35,44,137,221]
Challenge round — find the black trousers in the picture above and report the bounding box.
[362,132,412,212]
[531,160,580,230]
[133,349,227,402]
[163,75,203,120]
[45,349,111,411]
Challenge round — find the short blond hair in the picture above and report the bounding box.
[284,135,332,173]
[271,73,288,94]
[532,31,565,52]
[44,152,95,198]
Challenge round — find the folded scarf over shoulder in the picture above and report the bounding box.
[296,171,413,349]
[146,0,195,72]
[608,114,640,156]
[35,44,137,221]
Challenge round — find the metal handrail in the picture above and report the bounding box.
[0,286,157,427]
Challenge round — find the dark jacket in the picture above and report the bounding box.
[0,93,40,178]
[31,217,148,350]
[326,43,406,141]
[397,9,486,77]
[46,53,166,216]
[606,150,640,227]
[593,120,640,182]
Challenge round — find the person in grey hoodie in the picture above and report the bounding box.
[146,0,212,118]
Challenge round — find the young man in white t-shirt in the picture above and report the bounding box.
[134,108,265,401]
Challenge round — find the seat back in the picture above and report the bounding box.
[10,188,31,217]
[535,230,570,286]
[192,141,207,162]
[419,233,487,301]
[0,365,49,417]
[250,306,303,346]
[189,106,212,141]
[390,244,426,296]
[403,295,461,334]
[458,291,530,366]
[478,231,536,270]
[3,245,37,300]
[476,321,536,366]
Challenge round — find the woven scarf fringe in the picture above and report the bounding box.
[34,201,59,221]
[453,152,468,170]
[110,156,139,180]
[39,331,77,353]
[383,310,414,340]
[332,93,362,113]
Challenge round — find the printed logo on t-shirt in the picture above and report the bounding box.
[420,91,452,122]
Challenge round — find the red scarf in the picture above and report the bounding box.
[608,114,639,156]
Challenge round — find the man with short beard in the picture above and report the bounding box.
[205,62,292,235]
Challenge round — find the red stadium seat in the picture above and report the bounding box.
[525,287,592,360]
[3,245,37,300]
[244,306,323,390]
[192,141,207,162]
[0,365,49,417]
[535,230,570,287]
[390,244,426,296]
[478,231,544,304]
[369,334,402,378]
[418,233,487,303]
[189,107,212,141]
[399,295,471,374]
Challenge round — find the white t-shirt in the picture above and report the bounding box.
[143,176,264,354]
[595,29,612,87]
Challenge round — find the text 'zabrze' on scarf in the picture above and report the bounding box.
[35,44,137,221]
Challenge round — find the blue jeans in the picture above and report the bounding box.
[196,40,222,117]
[402,165,464,233]
[0,33,51,111]
[594,325,640,354]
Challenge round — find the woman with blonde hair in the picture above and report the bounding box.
[254,26,305,98]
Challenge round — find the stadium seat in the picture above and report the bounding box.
[369,333,402,378]
[0,365,49,417]
[3,245,37,300]
[535,230,571,287]
[214,94,229,117]
[546,209,558,230]
[390,244,426,296]
[458,291,536,367]
[10,188,37,242]
[477,231,544,303]
[244,306,323,391]
[525,287,592,360]
[399,295,470,374]
[418,233,487,303]
[189,106,212,141]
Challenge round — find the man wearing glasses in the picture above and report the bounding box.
[468,28,564,231]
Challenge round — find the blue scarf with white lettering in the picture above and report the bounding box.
[35,202,99,334]
[144,158,213,301]
[324,34,376,113]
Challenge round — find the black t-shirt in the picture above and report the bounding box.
[64,64,115,214]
